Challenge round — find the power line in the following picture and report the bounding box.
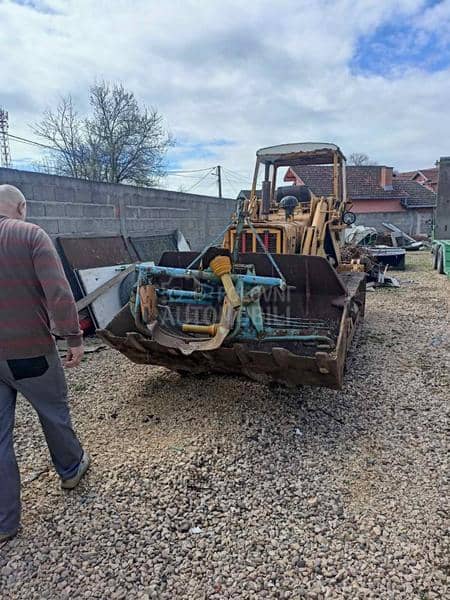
[222,171,249,186]
[7,132,221,178]
[166,166,216,174]
[203,178,220,194]
[223,166,250,177]
[222,171,241,197]
[222,167,250,183]
[5,129,252,194]
[186,168,215,192]
[165,172,212,179]
[7,132,61,152]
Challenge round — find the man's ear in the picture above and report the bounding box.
[18,201,27,220]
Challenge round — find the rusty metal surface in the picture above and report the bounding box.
[98,253,365,389]
[158,252,347,320]
[98,288,362,389]
[129,234,178,262]
[56,236,136,302]
[57,235,136,270]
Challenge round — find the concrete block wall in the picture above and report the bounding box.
[355,209,433,236]
[0,168,236,250]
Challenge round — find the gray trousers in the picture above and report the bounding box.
[0,348,83,534]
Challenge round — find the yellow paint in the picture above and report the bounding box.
[210,255,241,309]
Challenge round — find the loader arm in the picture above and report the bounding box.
[301,197,328,256]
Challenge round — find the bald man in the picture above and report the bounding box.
[0,185,89,542]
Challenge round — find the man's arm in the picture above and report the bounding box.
[31,227,84,367]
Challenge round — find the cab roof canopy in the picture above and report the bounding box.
[256,142,345,167]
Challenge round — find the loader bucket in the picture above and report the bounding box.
[98,252,365,389]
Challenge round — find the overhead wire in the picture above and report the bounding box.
[7,132,63,152]
[222,171,241,197]
[6,132,218,172]
[186,168,216,192]
[222,166,251,182]
[222,168,250,187]
[166,166,216,174]
[165,172,211,179]
[6,131,254,194]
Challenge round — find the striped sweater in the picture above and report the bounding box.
[0,216,82,360]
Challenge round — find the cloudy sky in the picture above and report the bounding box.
[0,0,449,196]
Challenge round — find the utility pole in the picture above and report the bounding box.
[216,165,222,198]
[0,108,12,168]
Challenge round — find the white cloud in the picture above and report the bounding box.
[0,0,448,197]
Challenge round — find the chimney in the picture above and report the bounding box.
[380,166,393,190]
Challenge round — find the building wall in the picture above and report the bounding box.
[355,208,433,236]
[0,168,236,250]
[351,199,403,213]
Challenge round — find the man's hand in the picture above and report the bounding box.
[64,344,84,368]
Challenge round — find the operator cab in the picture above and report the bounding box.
[251,142,347,219]
[226,142,351,258]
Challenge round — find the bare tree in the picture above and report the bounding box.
[33,82,173,186]
[348,152,377,166]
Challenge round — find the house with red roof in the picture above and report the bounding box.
[394,167,438,193]
[284,164,436,236]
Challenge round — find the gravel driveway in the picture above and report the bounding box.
[1,252,448,599]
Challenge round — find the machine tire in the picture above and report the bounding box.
[436,247,445,274]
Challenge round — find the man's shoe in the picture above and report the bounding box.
[61,451,90,490]
[0,530,17,543]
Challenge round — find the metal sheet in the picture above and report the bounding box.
[129,233,178,263]
[128,230,191,263]
[57,236,135,271]
[257,142,341,163]
[78,264,135,329]
[367,247,406,270]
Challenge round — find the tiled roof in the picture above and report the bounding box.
[288,165,403,199]
[288,165,436,207]
[416,168,438,183]
[395,179,436,208]
[396,167,438,184]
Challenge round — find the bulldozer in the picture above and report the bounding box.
[98,142,366,389]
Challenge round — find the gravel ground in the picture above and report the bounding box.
[1,252,448,599]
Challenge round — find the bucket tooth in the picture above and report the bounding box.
[315,351,331,375]
[272,347,291,370]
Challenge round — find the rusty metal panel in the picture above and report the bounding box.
[57,235,135,270]
[129,234,178,263]
[56,235,136,302]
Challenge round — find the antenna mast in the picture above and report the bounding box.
[0,108,12,167]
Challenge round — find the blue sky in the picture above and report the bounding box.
[352,1,450,75]
[1,0,449,196]
[167,139,236,171]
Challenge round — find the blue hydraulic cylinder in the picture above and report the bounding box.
[139,265,285,289]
